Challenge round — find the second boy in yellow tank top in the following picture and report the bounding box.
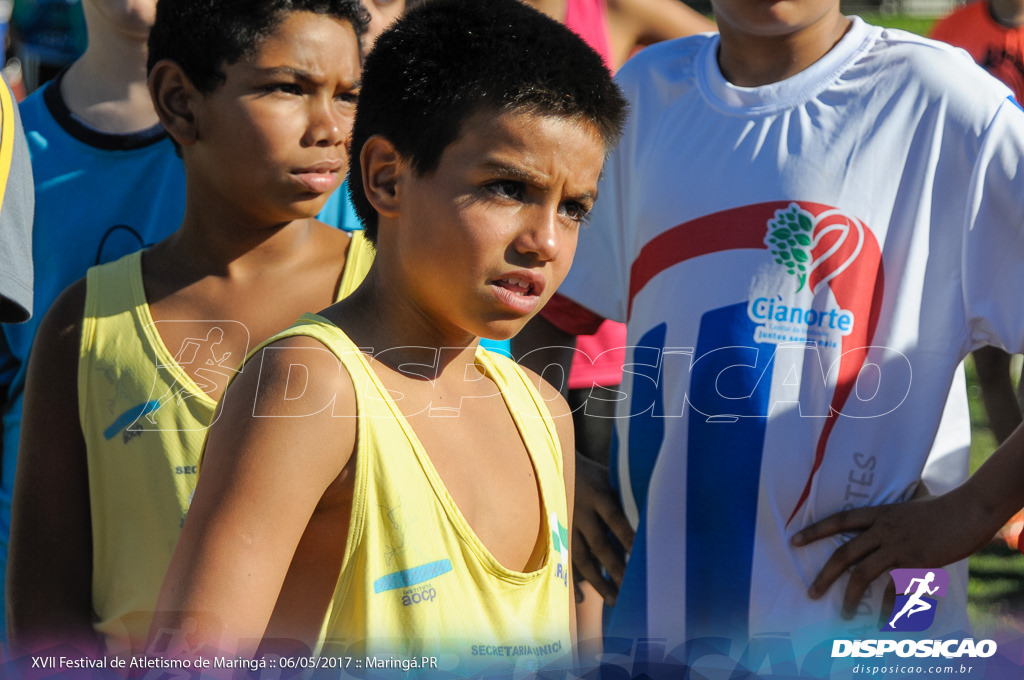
[8,0,373,657]
[150,0,627,675]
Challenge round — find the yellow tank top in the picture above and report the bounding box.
[255,315,572,676]
[79,231,374,654]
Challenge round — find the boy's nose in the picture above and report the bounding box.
[516,209,565,263]
[304,98,349,148]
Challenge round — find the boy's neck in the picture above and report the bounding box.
[716,12,851,88]
[990,0,1024,28]
[157,208,325,281]
[332,272,482,381]
[60,31,158,134]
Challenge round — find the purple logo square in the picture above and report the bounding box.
[882,568,949,632]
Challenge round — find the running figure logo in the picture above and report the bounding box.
[883,568,949,632]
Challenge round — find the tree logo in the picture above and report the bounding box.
[765,204,815,291]
[764,203,870,297]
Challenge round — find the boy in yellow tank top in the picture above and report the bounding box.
[149,0,627,674]
[7,0,374,659]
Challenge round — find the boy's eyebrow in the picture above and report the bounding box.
[481,160,534,181]
[255,65,361,88]
[481,160,598,203]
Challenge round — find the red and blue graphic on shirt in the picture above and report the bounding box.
[609,202,885,641]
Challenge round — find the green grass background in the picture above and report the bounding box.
[858,13,938,35]
[961,357,1024,634]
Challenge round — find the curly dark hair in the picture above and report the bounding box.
[348,0,628,241]
[148,0,370,93]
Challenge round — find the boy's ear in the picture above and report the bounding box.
[360,135,404,218]
[148,59,201,147]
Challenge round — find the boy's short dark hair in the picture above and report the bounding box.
[348,0,628,240]
[147,0,370,93]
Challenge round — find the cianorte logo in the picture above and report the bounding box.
[750,203,870,349]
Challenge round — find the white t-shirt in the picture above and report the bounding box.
[559,17,1024,660]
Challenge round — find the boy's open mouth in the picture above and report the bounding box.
[494,276,536,296]
[490,272,546,314]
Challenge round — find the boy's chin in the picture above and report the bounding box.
[477,314,539,343]
[293,192,338,217]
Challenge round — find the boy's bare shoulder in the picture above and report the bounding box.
[205,330,361,499]
[239,332,357,419]
[44,276,87,327]
[18,277,88,420]
[34,277,88,363]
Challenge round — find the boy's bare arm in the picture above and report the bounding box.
[792,424,1024,617]
[149,336,356,656]
[7,280,99,654]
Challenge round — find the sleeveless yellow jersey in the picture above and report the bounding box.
[79,231,373,654]
[255,315,572,676]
